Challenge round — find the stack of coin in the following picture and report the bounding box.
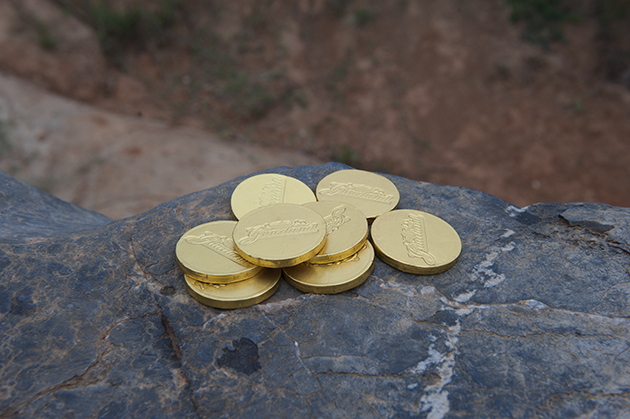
[175,220,281,309]
[177,169,462,309]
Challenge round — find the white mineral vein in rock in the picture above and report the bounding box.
[454,290,476,303]
[418,321,461,419]
[468,242,515,288]
[293,340,311,375]
[379,280,419,296]
[202,313,226,330]
[501,229,515,238]
[505,205,529,216]
[455,307,474,316]
[524,299,548,310]
[408,344,444,374]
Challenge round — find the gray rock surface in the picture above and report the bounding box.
[1,163,629,418]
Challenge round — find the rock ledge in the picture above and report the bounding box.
[1,164,629,418]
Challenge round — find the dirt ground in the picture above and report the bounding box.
[0,72,322,219]
[1,0,629,216]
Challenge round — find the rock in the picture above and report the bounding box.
[1,163,629,418]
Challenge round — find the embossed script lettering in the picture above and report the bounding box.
[238,219,320,246]
[319,182,394,204]
[401,214,436,265]
[260,176,286,206]
[186,232,250,266]
[324,205,350,235]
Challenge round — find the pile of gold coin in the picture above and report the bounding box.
[175,169,462,309]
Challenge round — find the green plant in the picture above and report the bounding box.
[292,89,309,109]
[327,56,352,101]
[354,9,376,26]
[332,144,360,166]
[332,58,350,81]
[194,39,239,80]
[88,1,142,62]
[224,72,276,118]
[593,0,630,83]
[187,33,297,120]
[327,0,351,17]
[598,0,630,26]
[11,1,58,50]
[152,0,182,29]
[506,0,581,50]
[243,1,271,32]
[54,0,184,66]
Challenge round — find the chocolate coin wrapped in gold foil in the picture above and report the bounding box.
[176,220,263,284]
[371,209,461,274]
[233,203,327,268]
[231,173,316,220]
[184,268,281,309]
[303,201,368,264]
[283,241,375,294]
[316,169,399,220]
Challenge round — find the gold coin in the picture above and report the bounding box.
[184,268,281,309]
[316,169,400,220]
[176,220,263,284]
[283,241,375,294]
[371,209,461,274]
[303,201,368,264]
[231,173,317,220]
[233,203,327,268]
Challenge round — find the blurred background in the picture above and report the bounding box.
[0,0,629,219]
